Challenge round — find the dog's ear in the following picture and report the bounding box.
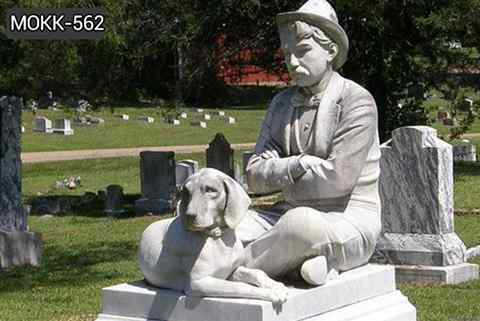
[222,176,251,229]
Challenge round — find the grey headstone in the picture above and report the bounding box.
[105,185,125,216]
[375,126,467,266]
[175,160,198,186]
[135,151,176,215]
[453,144,477,162]
[206,133,234,178]
[0,96,42,268]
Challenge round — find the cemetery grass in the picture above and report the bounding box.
[1,156,480,321]
[22,106,267,153]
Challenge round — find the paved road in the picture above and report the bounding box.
[21,143,256,164]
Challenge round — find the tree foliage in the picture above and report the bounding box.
[0,0,479,140]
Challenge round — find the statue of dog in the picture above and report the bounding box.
[138,168,288,304]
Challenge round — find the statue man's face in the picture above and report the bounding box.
[279,25,336,87]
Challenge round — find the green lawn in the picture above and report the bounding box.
[2,140,479,321]
[22,106,267,152]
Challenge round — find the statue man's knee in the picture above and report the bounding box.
[279,207,330,241]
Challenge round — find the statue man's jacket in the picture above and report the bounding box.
[246,72,381,214]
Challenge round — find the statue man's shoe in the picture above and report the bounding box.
[300,256,339,286]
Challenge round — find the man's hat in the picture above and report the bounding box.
[277,0,349,70]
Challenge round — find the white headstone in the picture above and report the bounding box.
[191,121,207,128]
[180,112,188,119]
[195,108,204,113]
[118,114,129,120]
[453,144,477,161]
[33,117,53,133]
[140,116,155,123]
[226,116,236,124]
[376,126,468,266]
[203,114,211,120]
[213,110,226,117]
[53,119,74,135]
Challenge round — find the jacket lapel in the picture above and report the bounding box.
[310,72,345,158]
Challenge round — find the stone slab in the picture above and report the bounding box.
[95,265,415,321]
[394,263,479,284]
[0,230,43,269]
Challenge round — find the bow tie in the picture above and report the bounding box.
[291,90,324,108]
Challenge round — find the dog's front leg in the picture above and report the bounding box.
[231,266,288,292]
[187,276,287,304]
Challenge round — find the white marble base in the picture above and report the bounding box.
[395,263,479,284]
[95,265,416,321]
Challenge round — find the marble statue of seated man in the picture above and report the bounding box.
[240,0,382,286]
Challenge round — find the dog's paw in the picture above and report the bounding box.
[265,287,288,305]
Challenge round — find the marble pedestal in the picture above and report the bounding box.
[394,263,479,284]
[0,230,43,269]
[95,265,416,321]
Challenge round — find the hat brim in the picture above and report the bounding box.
[277,11,349,70]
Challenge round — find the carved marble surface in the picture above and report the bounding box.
[374,232,467,266]
[0,96,24,231]
[379,126,453,235]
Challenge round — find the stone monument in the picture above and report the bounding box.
[0,96,43,268]
[135,151,176,215]
[104,185,126,216]
[373,126,479,284]
[95,1,416,320]
[452,143,477,162]
[206,133,235,178]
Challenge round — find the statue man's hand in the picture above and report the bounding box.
[260,149,280,160]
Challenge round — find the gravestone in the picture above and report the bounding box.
[0,96,43,268]
[203,114,211,121]
[180,112,187,119]
[53,119,74,135]
[139,116,154,123]
[452,144,477,162]
[33,116,53,133]
[206,133,234,178]
[175,160,198,187]
[195,108,204,113]
[135,151,176,215]
[374,126,479,284]
[105,185,125,216]
[213,110,225,117]
[226,116,236,124]
[118,114,129,120]
[191,120,207,128]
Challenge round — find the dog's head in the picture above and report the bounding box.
[177,168,251,237]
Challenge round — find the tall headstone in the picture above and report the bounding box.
[135,152,176,215]
[374,126,479,284]
[206,133,234,178]
[0,96,43,268]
